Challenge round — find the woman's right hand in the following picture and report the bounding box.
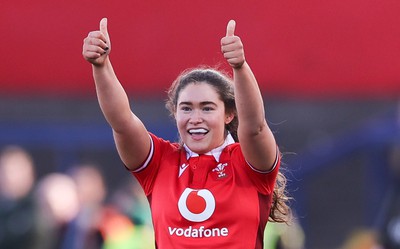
[82,18,110,67]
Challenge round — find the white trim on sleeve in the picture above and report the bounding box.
[132,134,154,173]
[247,146,280,174]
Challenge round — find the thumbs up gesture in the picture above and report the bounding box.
[221,20,245,69]
[82,18,111,67]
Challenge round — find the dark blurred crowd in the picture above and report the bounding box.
[0,145,154,249]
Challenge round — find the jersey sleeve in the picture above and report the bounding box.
[130,133,177,196]
[230,144,281,195]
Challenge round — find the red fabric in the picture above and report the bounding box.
[132,133,280,248]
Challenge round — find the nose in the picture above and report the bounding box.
[189,110,203,124]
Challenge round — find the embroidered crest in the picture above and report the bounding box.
[212,163,228,179]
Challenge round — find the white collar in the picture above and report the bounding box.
[183,133,235,162]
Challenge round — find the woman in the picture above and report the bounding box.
[82,18,290,248]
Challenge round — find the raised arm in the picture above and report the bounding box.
[221,20,278,171]
[82,18,150,170]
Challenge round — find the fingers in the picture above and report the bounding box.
[222,46,245,67]
[83,42,105,56]
[84,50,103,60]
[100,17,109,40]
[221,19,245,68]
[82,17,110,66]
[84,18,109,52]
[83,32,108,54]
[87,31,108,47]
[221,40,242,54]
[226,20,236,37]
[96,17,110,49]
[222,19,238,46]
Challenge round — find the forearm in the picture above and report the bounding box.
[233,62,267,135]
[93,58,133,133]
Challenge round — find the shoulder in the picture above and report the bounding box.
[223,142,281,195]
[132,133,180,173]
[223,142,281,175]
[220,142,244,163]
[149,133,181,152]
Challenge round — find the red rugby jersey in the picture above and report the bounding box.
[132,133,280,249]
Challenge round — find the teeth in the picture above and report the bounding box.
[189,128,208,134]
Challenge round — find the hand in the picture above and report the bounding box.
[82,18,111,67]
[221,20,245,69]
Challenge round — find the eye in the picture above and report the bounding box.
[203,106,214,112]
[180,106,192,112]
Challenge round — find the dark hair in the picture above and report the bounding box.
[166,67,239,141]
[166,67,291,223]
[270,171,292,223]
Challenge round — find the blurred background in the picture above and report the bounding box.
[1,0,400,248]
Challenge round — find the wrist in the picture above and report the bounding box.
[92,57,110,69]
[232,61,247,71]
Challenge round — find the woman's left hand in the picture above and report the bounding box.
[221,20,245,69]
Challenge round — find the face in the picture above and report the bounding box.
[175,82,234,154]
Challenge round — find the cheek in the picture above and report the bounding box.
[175,115,187,131]
[211,116,227,130]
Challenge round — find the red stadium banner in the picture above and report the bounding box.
[1,0,400,99]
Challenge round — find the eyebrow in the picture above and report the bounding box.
[178,101,217,106]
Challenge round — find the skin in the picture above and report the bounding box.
[175,82,234,154]
[82,18,277,172]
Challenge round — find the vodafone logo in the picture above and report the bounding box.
[178,188,215,222]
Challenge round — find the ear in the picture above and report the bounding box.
[225,113,235,124]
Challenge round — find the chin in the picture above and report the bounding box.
[186,143,209,154]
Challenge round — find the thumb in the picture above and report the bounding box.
[226,20,236,37]
[100,17,109,38]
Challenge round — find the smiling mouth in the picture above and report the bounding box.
[188,128,209,135]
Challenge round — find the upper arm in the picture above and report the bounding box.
[113,112,152,171]
[238,120,278,172]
